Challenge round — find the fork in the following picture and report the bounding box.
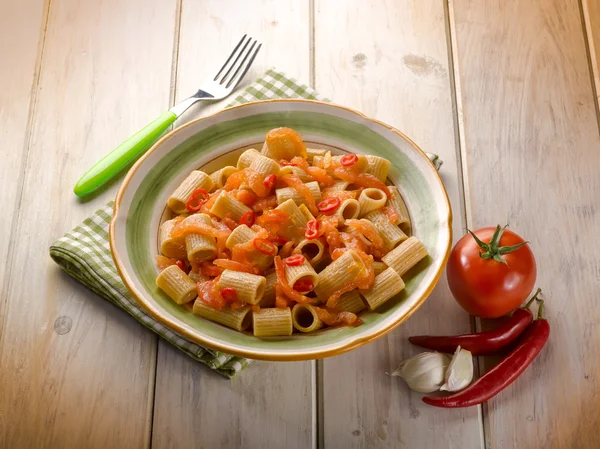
[74,35,262,197]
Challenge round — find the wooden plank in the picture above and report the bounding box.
[150,2,314,449]
[314,1,483,448]
[0,0,45,301]
[582,0,600,111]
[450,0,600,447]
[0,0,177,448]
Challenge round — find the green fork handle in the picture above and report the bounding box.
[73,110,177,197]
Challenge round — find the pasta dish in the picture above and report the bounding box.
[155,127,428,337]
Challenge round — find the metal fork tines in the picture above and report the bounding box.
[171,35,261,115]
[214,34,262,89]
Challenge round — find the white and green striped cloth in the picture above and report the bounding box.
[49,69,324,378]
[50,69,441,378]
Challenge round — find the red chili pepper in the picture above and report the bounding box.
[253,238,277,256]
[175,260,185,270]
[284,254,305,266]
[239,211,256,227]
[305,219,319,240]
[317,197,341,214]
[263,174,277,192]
[186,188,209,212]
[423,299,550,408]
[409,290,540,355]
[340,153,358,167]
[272,236,288,246]
[220,287,238,303]
[293,279,314,293]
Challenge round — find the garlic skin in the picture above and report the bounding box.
[391,352,451,393]
[440,346,473,392]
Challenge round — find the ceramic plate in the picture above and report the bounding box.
[110,99,452,360]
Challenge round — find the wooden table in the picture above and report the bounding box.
[1,1,599,448]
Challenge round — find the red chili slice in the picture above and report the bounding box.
[273,236,289,246]
[175,260,185,270]
[317,197,341,214]
[220,287,238,303]
[293,279,314,293]
[239,211,256,227]
[305,219,320,240]
[340,154,358,167]
[284,254,305,266]
[186,188,209,212]
[253,238,277,256]
[263,174,277,192]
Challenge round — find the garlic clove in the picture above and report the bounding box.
[440,346,473,392]
[391,352,451,393]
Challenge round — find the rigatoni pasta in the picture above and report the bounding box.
[366,209,408,249]
[210,166,237,189]
[159,218,187,259]
[155,127,429,336]
[387,186,411,234]
[275,181,321,206]
[253,307,293,336]
[193,300,252,331]
[361,267,405,310]
[168,170,214,214]
[358,188,387,217]
[292,304,324,333]
[156,265,197,304]
[381,236,428,276]
[218,269,266,305]
[209,191,251,221]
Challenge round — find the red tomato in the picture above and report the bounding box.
[446,225,536,318]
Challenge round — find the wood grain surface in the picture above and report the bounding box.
[1,0,600,447]
[582,0,600,111]
[0,0,45,306]
[450,0,600,447]
[0,0,177,448]
[150,3,315,449]
[314,1,483,448]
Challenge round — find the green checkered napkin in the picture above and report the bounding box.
[49,69,325,378]
[50,68,442,378]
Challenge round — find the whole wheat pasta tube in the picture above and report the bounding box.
[184,214,217,262]
[168,170,214,214]
[360,267,405,310]
[335,289,366,314]
[275,181,322,206]
[358,188,387,217]
[284,257,319,289]
[365,155,391,182]
[209,166,237,189]
[335,198,360,224]
[253,307,293,337]
[192,300,252,331]
[237,148,261,170]
[365,209,408,249]
[292,303,324,333]
[156,265,197,305]
[314,250,366,303]
[159,218,187,259]
[387,186,411,234]
[381,236,428,276]
[294,238,325,265]
[209,191,251,221]
[217,270,266,305]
